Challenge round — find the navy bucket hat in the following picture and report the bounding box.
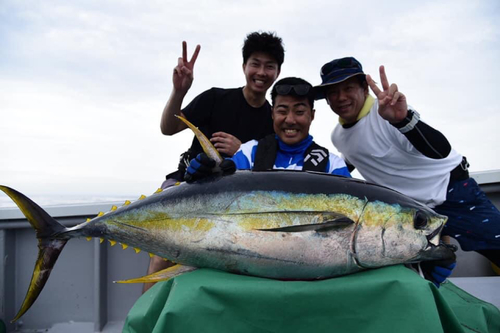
[313,57,365,100]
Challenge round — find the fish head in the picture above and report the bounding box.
[354,200,452,268]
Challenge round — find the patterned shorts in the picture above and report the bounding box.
[434,178,500,251]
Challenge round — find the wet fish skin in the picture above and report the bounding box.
[0,170,453,321]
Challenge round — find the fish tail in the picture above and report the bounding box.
[0,185,69,322]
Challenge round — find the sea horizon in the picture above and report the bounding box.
[0,194,136,209]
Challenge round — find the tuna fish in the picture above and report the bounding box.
[0,115,454,321]
[0,172,453,322]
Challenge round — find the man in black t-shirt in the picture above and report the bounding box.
[159,32,285,187]
[144,32,285,293]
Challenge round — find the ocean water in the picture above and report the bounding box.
[0,194,135,208]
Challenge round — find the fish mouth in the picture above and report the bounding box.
[419,222,456,262]
[425,222,443,247]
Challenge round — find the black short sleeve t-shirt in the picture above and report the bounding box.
[182,87,274,159]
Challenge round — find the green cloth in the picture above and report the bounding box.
[123,265,500,333]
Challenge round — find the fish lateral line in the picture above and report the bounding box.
[258,216,355,233]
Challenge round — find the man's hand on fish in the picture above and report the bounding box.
[211,132,242,156]
[185,153,216,182]
[420,246,457,288]
[184,153,236,182]
[366,65,408,124]
[173,41,201,95]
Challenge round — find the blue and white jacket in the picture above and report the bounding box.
[232,135,351,177]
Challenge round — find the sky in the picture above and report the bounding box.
[1,0,499,207]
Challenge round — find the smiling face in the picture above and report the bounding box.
[325,76,368,124]
[242,52,280,96]
[272,95,315,145]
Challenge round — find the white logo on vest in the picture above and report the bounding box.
[304,149,327,166]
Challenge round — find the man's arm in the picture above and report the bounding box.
[160,92,188,135]
[367,66,452,159]
[160,41,201,136]
[392,110,452,159]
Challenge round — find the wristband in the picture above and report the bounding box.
[398,109,420,134]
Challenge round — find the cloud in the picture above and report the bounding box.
[0,0,499,206]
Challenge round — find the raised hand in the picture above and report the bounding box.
[173,41,201,94]
[366,66,408,123]
[210,132,242,156]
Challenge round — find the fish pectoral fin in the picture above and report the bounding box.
[258,214,354,233]
[114,264,197,284]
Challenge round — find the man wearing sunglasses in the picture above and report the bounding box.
[313,57,500,272]
[185,77,351,180]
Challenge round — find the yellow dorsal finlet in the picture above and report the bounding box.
[86,218,91,222]
[110,205,117,211]
[99,238,104,244]
[154,188,163,194]
[121,243,128,250]
[109,240,117,246]
[97,212,104,217]
[133,247,141,254]
[86,237,92,241]
[149,253,154,258]
[139,195,147,200]
[175,182,181,186]
[123,200,131,206]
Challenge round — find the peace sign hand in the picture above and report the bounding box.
[366,66,408,123]
[173,41,201,94]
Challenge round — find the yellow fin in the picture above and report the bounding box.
[115,264,197,284]
[86,237,92,241]
[492,262,500,275]
[149,252,154,258]
[139,195,146,200]
[123,200,131,206]
[133,247,141,254]
[175,115,222,164]
[175,182,181,186]
[86,218,91,222]
[97,212,104,217]
[121,243,128,250]
[110,205,117,211]
[154,188,163,194]
[109,240,117,246]
[100,238,104,244]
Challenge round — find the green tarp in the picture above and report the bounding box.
[123,265,500,333]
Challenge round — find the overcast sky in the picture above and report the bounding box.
[1,0,499,206]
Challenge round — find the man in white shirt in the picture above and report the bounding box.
[313,57,499,269]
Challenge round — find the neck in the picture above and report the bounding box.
[339,95,375,126]
[277,134,313,152]
[242,86,266,108]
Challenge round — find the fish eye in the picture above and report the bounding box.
[414,211,428,229]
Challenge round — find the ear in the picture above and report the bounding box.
[311,109,315,121]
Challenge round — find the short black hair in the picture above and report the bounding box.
[242,31,285,69]
[354,74,368,89]
[271,77,314,109]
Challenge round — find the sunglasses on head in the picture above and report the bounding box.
[275,84,311,96]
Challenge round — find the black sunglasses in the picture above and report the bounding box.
[275,84,311,96]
